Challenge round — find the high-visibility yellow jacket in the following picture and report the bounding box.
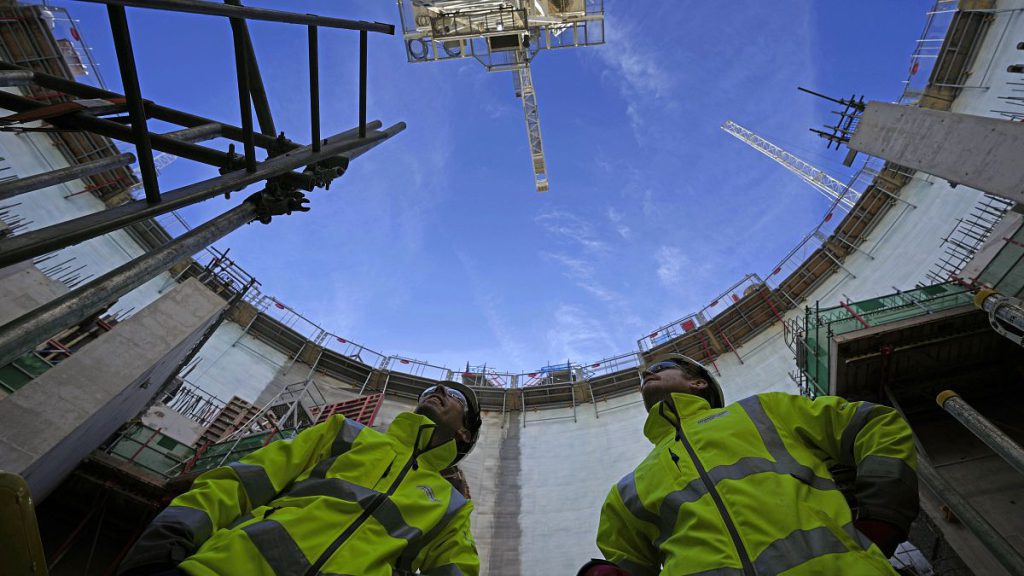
[597,392,918,576]
[120,413,479,576]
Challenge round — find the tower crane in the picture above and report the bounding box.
[396,0,605,193]
[721,120,859,213]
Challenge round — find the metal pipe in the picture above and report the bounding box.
[230,16,257,172]
[0,121,401,267]
[359,30,367,138]
[0,69,33,86]
[76,0,395,34]
[0,202,256,368]
[107,5,160,204]
[226,0,276,138]
[975,289,1024,346]
[885,386,1024,576]
[838,300,871,328]
[937,390,1024,477]
[0,61,288,151]
[0,89,234,168]
[309,25,320,153]
[0,153,135,202]
[918,456,1024,575]
[163,123,221,143]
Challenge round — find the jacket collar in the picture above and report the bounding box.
[386,412,458,471]
[643,392,713,444]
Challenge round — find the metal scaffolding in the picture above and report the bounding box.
[0,0,403,368]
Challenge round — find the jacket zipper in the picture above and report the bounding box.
[664,404,756,576]
[304,426,429,576]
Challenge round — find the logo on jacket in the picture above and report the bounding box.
[697,411,729,425]
[418,485,440,503]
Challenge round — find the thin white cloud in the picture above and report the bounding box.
[543,251,617,302]
[655,245,685,289]
[546,303,617,361]
[592,8,674,139]
[606,207,631,239]
[535,209,609,253]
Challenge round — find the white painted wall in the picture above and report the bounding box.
[518,395,648,575]
[0,123,173,319]
[184,321,290,404]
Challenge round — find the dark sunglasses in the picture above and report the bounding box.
[643,361,681,376]
[419,385,468,409]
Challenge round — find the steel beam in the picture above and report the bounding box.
[0,202,255,369]
[76,0,395,34]
[107,5,160,203]
[309,25,320,153]
[0,90,366,192]
[163,124,221,143]
[0,69,33,86]
[0,61,289,152]
[0,90,234,168]
[230,15,257,172]
[359,30,367,138]
[0,153,135,202]
[226,0,276,138]
[0,122,403,267]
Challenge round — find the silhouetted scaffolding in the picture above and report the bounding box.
[0,0,404,372]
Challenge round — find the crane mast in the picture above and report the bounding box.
[721,120,859,212]
[515,60,548,192]
[396,0,605,193]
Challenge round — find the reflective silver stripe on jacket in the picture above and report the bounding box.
[617,472,660,527]
[855,454,919,530]
[839,402,881,466]
[241,518,311,576]
[242,475,463,575]
[118,505,213,571]
[752,522,865,574]
[310,418,366,479]
[228,462,277,508]
[651,398,836,547]
[397,488,469,571]
[289,477,438,552]
[283,476,380,507]
[737,396,836,489]
[676,523,873,575]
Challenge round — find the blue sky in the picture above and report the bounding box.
[54,0,932,372]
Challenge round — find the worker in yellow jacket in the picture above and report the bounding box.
[119,381,482,576]
[586,354,918,576]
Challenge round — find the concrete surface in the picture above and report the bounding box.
[0,278,226,500]
[141,401,206,446]
[851,102,1024,203]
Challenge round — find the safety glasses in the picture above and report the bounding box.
[643,361,681,376]
[419,385,468,410]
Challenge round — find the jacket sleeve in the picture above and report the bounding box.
[119,415,364,573]
[416,500,480,576]
[766,393,919,534]
[596,480,661,576]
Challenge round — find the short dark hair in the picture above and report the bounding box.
[672,361,716,405]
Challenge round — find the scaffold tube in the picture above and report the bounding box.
[886,387,1024,576]
[937,390,1024,477]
